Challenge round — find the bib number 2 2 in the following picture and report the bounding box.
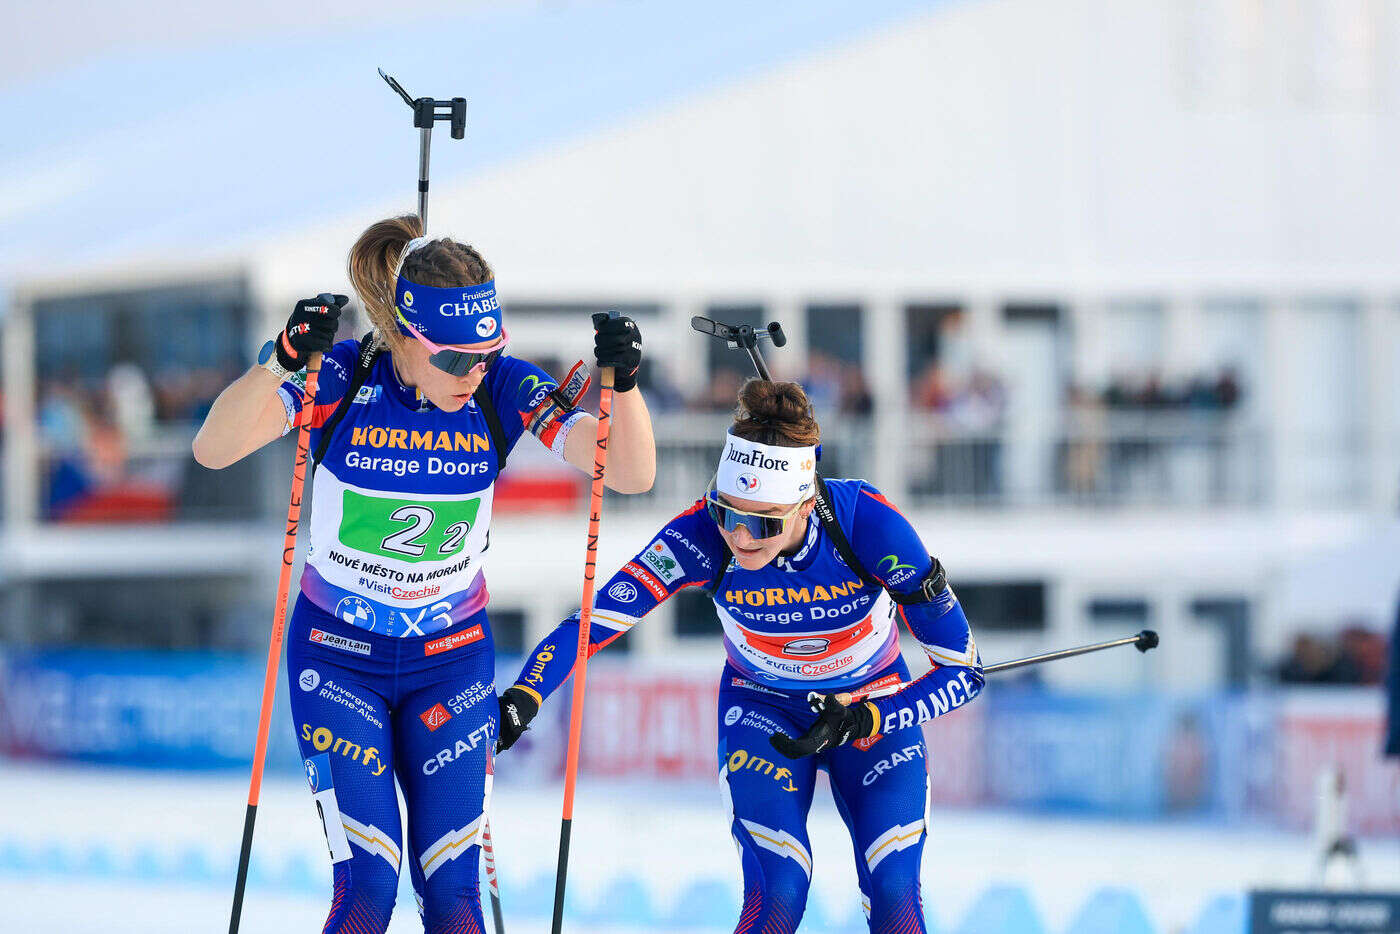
[340,492,480,563]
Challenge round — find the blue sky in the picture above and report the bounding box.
[0,0,949,279]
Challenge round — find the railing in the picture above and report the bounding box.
[20,409,1377,522]
[613,413,879,511]
[618,410,1275,511]
[902,410,1270,509]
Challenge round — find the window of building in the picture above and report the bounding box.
[1287,298,1363,503]
[806,303,869,417]
[1191,597,1250,688]
[955,582,1046,632]
[905,303,962,406]
[490,608,528,656]
[693,304,764,412]
[500,302,663,406]
[1105,299,1166,375]
[1200,298,1262,412]
[673,588,721,638]
[29,279,268,523]
[34,279,249,423]
[2,574,262,650]
[1088,598,1151,629]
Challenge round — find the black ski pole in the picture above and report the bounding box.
[691,316,786,381]
[984,629,1159,674]
[852,630,1160,704]
[379,69,467,231]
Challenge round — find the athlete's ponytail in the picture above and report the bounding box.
[346,214,495,353]
[731,379,821,448]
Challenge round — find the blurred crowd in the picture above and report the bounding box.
[909,308,1007,432]
[38,363,237,521]
[1275,626,1387,685]
[685,351,873,417]
[21,320,1262,521]
[1076,368,1243,413]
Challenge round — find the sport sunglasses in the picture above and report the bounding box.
[396,310,508,376]
[705,488,804,540]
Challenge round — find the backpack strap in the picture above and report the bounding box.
[704,477,948,606]
[811,475,880,590]
[705,476,874,598]
[472,380,509,473]
[705,540,733,597]
[312,333,382,468]
[813,476,947,605]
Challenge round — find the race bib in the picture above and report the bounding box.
[339,491,481,564]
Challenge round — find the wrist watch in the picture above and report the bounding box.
[257,338,293,381]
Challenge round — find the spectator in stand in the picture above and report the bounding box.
[840,362,873,416]
[1098,367,1244,411]
[1278,632,1366,684]
[636,360,685,412]
[802,352,874,418]
[694,368,745,412]
[907,328,1006,498]
[910,359,950,411]
[1339,625,1387,685]
[1215,366,1241,408]
[1064,383,1105,496]
[106,362,155,442]
[802,351,844,414]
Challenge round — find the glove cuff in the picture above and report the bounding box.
[505,685,541,721]
[273,332,305,373]
[859,702,881,739]
[612,367,638,393]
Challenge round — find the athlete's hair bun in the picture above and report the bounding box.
[732,379,820,447]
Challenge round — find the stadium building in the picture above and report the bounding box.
[3,0,1395,691]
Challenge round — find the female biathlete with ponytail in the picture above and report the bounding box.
[194,215,655,933]
[497,380,982,934]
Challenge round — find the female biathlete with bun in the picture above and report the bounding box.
[497,380,983,934]
[194,215,656,933]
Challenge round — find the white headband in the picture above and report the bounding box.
[715,432,816,505]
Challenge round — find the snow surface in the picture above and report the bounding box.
[3,759,1395,933]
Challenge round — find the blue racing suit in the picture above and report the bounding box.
[514,479,983,934]
[280,338,586,933]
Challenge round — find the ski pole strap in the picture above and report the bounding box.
[313,333,381,467]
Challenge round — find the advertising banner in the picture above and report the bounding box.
[5,649,1399,836]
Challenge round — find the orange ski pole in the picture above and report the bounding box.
[228,347,323,934]
[550,365,615,934]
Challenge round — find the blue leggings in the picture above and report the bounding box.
[287,596,497,934]
[719,663,929,934]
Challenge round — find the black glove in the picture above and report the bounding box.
[276,294,348,372]
[592,312,642,392]
[496,686,540,753]
[770,692,876,760]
